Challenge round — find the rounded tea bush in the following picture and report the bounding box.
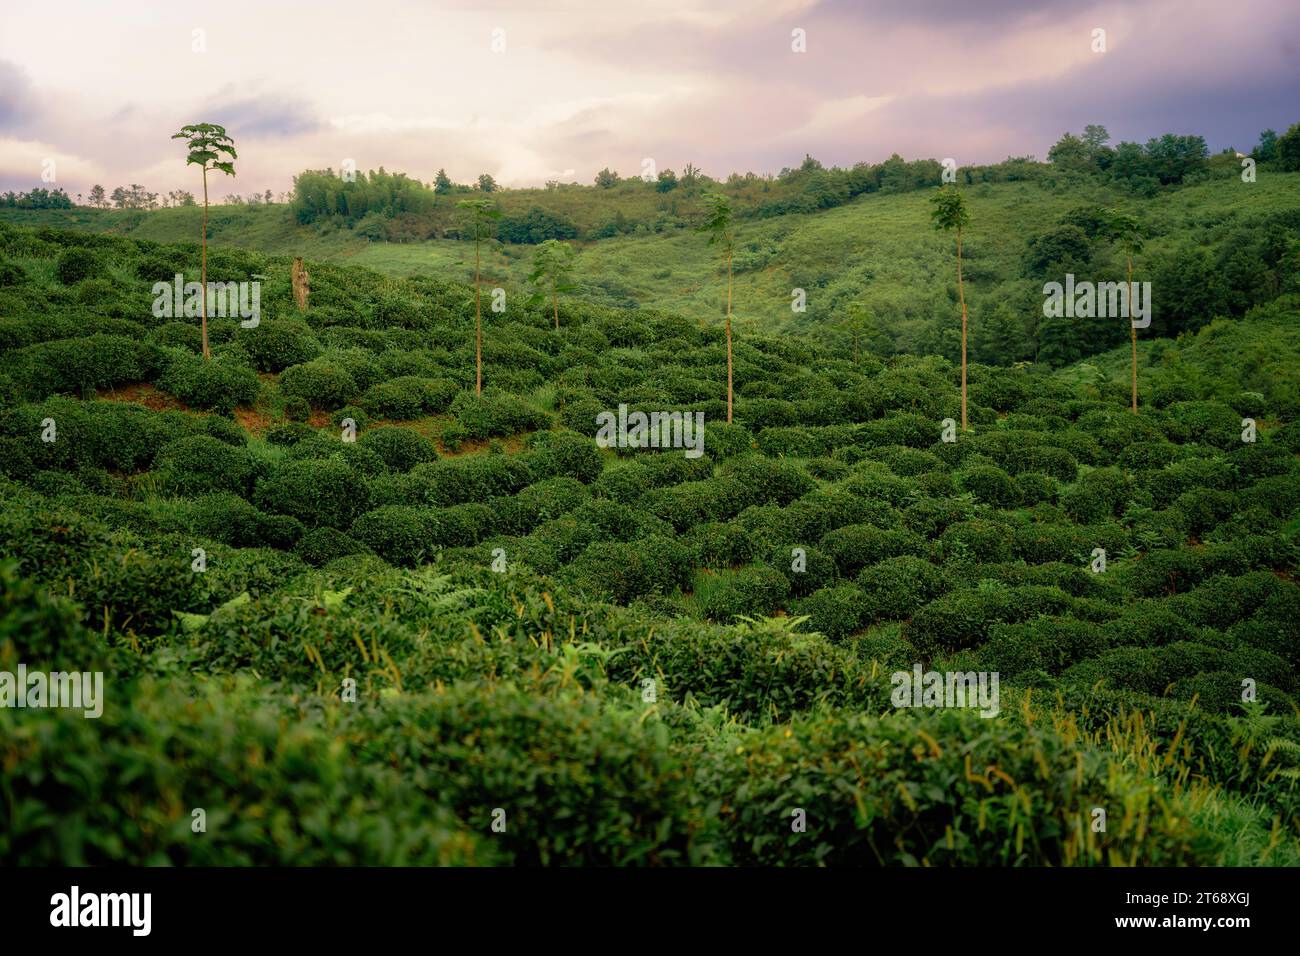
[526,430,604,483]
[955,464,1018,508]
[282,396,310,423]
[158,353,260,414]
[55,247,106,285]
[700,565,790,623]
[792,584,866,643]
[154,434,257,497]
[349,506,435,566]
[278,359,358,410]
[293,526,372,567]
[254,458,370,529]
[360,376,459,420]
[856,555,947,623]
[359,427,438,473]
[820,524,926,577]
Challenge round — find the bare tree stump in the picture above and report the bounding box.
[292,256,311,311]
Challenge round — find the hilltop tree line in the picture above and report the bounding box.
[279,121,1300,244]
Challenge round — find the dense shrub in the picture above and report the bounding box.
[254,458,370,529]
[956,464,1019,507]
[278,359,358,410]
[236,320,322,372]
[688,522,758,569]
[15,335,165,398]
[820,524,926,576]
[359,427,438,472]
[569,536,691,604]
[350,506,437,566]
[526,430,604,483]
[451,391,548,438]
[720,455,815,505]
[55,248,105,285]
[856,555,947,622]
[701,565,790,623]
[158,353,260,414]
[793,584,866,642]
[1060,467,1129,523]
[293,527,372,567]
[905,584,1073,655]
[154,435,257,497]
[359,376,459,419]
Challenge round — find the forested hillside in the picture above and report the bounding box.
[7,135,1299,369]
[2,217,1298,865]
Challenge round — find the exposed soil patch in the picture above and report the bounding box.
[234,407,276,435]
[96,382,189,412]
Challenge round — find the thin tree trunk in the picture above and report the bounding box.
[726,245,733,423]
[956,229,967,431]
[1128,254,1137,414]
[201,168,210,360]
[475,237,482,395]
[552,277,559,331]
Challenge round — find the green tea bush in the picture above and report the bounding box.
[158,353,260,414]
[359,427,438,472]
[451,390,548,438]
[771,544,837,597]
[719,455,814,505]
[526,430,604,483]
[1161,400,1243,449]
[293,526,373,567]
[701,421,754,459]
[188,494,305,550]
[15,335,165,398]
[55,247,105,285]
[359,376,459,419]
[154,435,257,497]
[1061,467,1130,523]
[278,359,358,410]
[956,464,1019,507]
[1015,471,1058,505]
[349,506,437,566]
[793,584,866,642]
[688,521,758,569]
[905,584,1073,655]
[701,565,789,623]
[709,707,1214,866]
[492,478,587,535]
[254,458,370,529]
[938,518,1017,562]
[981,617,1108,678]
[569,536,690,604]
[235,319,322,372]
[407,455,534,505]
[820,524,926,577]
[856,555,948,622]
[1009,445,1079,482]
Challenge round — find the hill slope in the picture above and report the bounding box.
[1,221,1298,865]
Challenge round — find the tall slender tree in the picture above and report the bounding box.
[929,186,972,430]
[1107,211,1145,413]
[458,198,500,394]
[527,239,577,331]
[171,123,236,360]
[698,193,736,422]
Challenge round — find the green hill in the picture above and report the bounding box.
[7,163,1298,367]
[1,219,1298,866]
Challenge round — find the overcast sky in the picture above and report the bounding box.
[2,0,1297,198]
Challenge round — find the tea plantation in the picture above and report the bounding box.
[1,220,1298,865]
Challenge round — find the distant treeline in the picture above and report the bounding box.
[1,188,74,210]
[285,122,1300,244]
